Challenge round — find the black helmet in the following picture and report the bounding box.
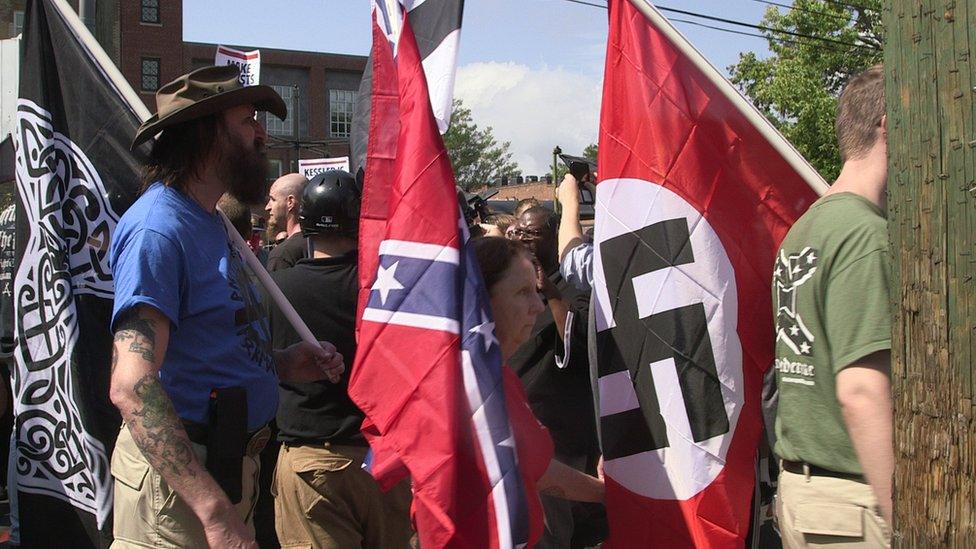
[299,170,361,237]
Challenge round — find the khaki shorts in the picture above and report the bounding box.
[110,425,260,548]
[776,465,890,548]
[272,442,413,549]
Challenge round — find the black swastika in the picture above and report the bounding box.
[598,218,730,460]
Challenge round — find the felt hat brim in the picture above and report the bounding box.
[131,84,287,151]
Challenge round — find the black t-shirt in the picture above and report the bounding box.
[267,252,365,445]
[266,232,307,272]
[508,270,598,457]
[0,205,15,356]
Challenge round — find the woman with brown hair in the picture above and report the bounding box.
[472,237,604,510]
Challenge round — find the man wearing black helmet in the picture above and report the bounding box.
[267,170,412,548]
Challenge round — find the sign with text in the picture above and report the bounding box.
[215,45,260,87]
[299,156,350,179]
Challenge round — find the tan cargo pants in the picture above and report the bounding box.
[110,425,260,548]
[273,442,413,549]
[776,466,891,548]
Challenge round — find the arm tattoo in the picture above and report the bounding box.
[129,373,196,478]
[114,310,157,364]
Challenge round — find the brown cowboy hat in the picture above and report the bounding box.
[130,65,287,150]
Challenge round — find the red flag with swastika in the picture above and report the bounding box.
[592,0,825,545]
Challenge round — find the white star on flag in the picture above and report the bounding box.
[372,261,405,305]
[468,310,499,352]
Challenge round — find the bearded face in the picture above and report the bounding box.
[216,110,271,206]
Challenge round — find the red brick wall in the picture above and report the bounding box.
[119,0,184,109]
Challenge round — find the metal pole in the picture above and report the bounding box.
[552,145,562,214]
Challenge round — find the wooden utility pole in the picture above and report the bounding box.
[885,1,975,545]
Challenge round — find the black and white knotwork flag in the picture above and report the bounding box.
[14,0,148,545]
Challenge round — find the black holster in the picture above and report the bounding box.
[205,387,248,503]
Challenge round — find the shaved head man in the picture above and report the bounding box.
[265,173,308,271]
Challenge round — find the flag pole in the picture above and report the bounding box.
[51,0,320,357]
[625,0,830,195]
[50,0,150,121]
[218,211,321,350]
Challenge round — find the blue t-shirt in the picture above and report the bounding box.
[110,183,277,431]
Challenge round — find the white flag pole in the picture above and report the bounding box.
[51,0,151,121]
[218,211,322,349]
[626,0,830,195]
[55,0,326,359]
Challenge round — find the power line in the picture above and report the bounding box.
[559,0,607,8]
[751,0,855,23]
[668,17,851,54]
[653,4,878,50]
[552,0,878,51]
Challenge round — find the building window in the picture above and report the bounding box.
[141,0,160,24]
[266,85,295,137]
[13,11,24,35]
[329,89,355,138]
[141,58,160,92]
[267,159,282,182]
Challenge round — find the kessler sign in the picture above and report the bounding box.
[299,156,350,179]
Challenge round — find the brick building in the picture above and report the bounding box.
[2,0,367,181]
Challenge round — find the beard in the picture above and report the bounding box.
[218,130,270,206]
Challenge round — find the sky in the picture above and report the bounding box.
[184,0,779,175]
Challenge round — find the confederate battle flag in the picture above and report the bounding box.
[591,0,825,546]
[349,2,550,548]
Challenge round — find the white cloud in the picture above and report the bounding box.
[453,61,601,177]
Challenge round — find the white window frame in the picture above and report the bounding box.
[329,89,355,139]
[267,85,295,137]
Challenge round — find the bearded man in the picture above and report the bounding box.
[108,66,343,549]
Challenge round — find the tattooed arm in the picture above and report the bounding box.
[109,305,255,548]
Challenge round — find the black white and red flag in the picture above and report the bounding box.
[13,0,149,545]
[349,1,550,547]
[592,0,826,545]
[349,0,463,173]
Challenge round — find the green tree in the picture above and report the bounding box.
[583,143,598,163]
[443,99,520,191]
[728,0,883,182]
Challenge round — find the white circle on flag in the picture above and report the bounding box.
[592,178,744,501]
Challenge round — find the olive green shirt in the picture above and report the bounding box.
[772,192,891,475]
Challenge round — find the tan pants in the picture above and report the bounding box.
[110,425,260,548]
[776,466,891,548]
[273,443,413,549]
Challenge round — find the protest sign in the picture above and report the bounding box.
[215,45,261,86]
[299,156,350,179]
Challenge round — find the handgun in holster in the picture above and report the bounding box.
[205,386,248,503]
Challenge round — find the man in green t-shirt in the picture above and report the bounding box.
[772,65,893,547]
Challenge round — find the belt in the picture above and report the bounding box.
[781,459,866,482]
[183,421,271,458]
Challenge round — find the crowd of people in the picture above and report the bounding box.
[0,60,892,548]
